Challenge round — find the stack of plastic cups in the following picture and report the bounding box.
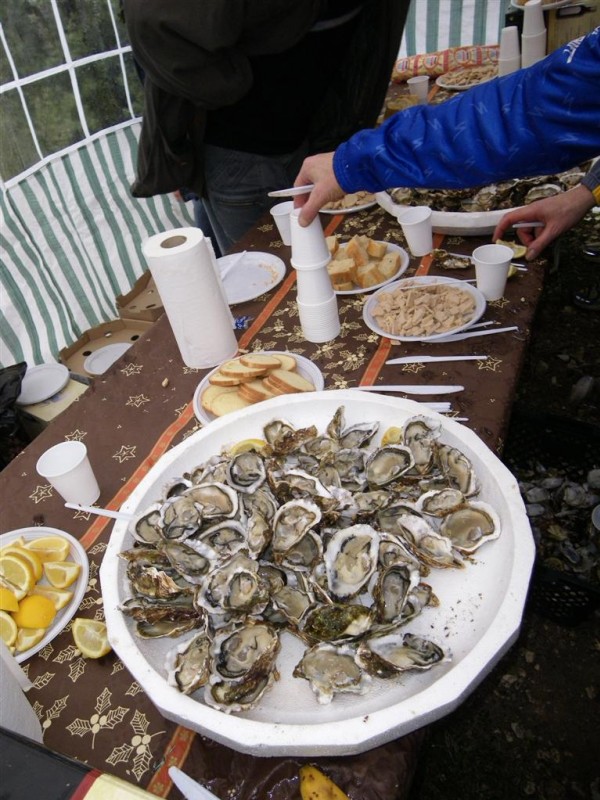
[521,0,546,68]
[498,26,521,77]
[289,209,340,343]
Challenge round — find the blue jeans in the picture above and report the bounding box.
[199,142,308,255]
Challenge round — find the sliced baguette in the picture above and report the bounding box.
[356,262,385,288]
[265,368,316,393]
[201,384,239,412]
[327,258,355,284]
[239,353,281,370]
[220,359,267,379]
[273,353,297,371]
[238,379,276,404]
[378,251,401,279]
[211,391,252,417]
[344,235,370,267]
[367,239,388,259]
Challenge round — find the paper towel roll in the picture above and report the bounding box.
[142,228,238,369]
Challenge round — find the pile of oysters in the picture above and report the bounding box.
[119,407,501,713]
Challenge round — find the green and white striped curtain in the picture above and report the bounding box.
[400,0,510,57]
[1,123,194,368]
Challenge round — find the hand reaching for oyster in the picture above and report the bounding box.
[119,407,500,713]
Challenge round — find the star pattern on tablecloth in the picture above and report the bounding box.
[489,296,510,309]
[182,366,201,375]
[30,484,54,503]
[65,429,87,442]
[478,356,503,371]
[121,363,143,377]
[400,363,426,374]
[113,444,136,463]
[126,393,150,408]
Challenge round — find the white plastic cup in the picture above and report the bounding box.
[36,440,100,504]
[397,206,433,257]
[296,295,340,343]
[522,0,545,36]
[292,259,334,305]
[498,26,520,76]
[289,208,330,266]
[472,244,514,301]
[270,201,293,246]
[521,30,547,68]
[407,75,429,104]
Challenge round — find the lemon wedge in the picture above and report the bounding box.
[43,561,81,589]
[0,536,25,555]
[0,553,35,599]
[0,586,19,613]
[3,545,43,582]
[495,239,527,259]
[72,618,111,659]
[30,585,73,611]
[0,610,18,647]
[22,535,70,563]
[229,438,270,455]
[15,627,46,652]
[381,426,403,445]
[13,594,57,629]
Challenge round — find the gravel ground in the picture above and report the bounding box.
[408,210,600,800]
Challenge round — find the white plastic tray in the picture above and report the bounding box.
[100,390,534,757]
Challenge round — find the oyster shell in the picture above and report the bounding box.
[365,445,414,487]
[439,500,500,552]
[166,628,212,694]
[302,603,374,644]
[325,524,380,599]
[293,642,371,704]
[358,631,446,678]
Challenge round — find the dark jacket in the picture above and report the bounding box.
[123,0,408,197]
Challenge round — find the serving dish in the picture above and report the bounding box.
[1,527,89,662]
[100,390,534,757]
[192,351,325,425]
[435,64,498,91]
[375,190,510,236]
[363,276,486,342]
[333,241,410,296]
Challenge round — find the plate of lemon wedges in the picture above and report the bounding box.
[0,527,91,662]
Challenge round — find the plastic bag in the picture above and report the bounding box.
[0,362,29,470]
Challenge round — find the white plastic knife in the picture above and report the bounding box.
[168,767,221,800]
[428,326,519,343]
[386,355,488,365]
[352,385,464,395]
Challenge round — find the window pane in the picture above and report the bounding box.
[58,0,117,59]
[1,0,64,78]
[23,73,83,156]
[78,58,130,133]
[110,0,130,46]
[0,91,39,179]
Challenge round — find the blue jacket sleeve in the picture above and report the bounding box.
[334,27,600,192]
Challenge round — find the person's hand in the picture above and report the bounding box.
[493,184,596,260]
[293,152,344,226]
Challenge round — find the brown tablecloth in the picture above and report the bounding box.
[0,204,545,799]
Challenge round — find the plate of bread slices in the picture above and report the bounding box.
[325,234,409,294]
[193,351,325,424]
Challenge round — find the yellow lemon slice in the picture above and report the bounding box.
[15,627,46,653]
[0,536,25,555]
[0,609,18,647]
[0,553,35,598]
[22,535,70,563]
[72,618,111,659]
[381,426,403,445]
[229,438,270,455]
[43,561,81,589]
[13,595,57,629]
[0,586,19,613]
[30,585,73,611]
[508,264,519,278]
[3,545,43,582]
[495,239,527,259]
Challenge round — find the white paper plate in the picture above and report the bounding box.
[192,350,325,425]
[217,252,286,305]
[83,342,132,376]
[1,527,89,663]
[16,363,70,406]
[511,0,573,9]
[363,276,486,342]
[100,390,534,756]
[376,190,513,236]
[435,65,498,91]
[333,241,409,295]
[320,200,377,215]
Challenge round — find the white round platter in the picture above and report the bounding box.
[1,527,89,663]
[217,252,286,305]
[84,342,132,376]
[334,241,410,296]
[435,65,498,92]
[16,363,70,406]
[363,276,486,342]
[192,351,325,425]
[100,390,534,757]
[375,190,514,236]
[511,0,573,9]
[320,200,377,215]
